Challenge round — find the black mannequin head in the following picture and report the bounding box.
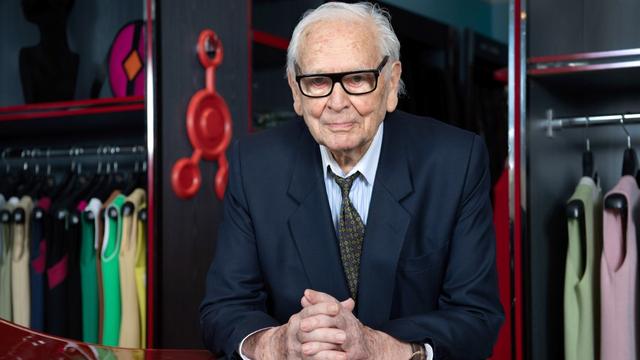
[22,0,74,26]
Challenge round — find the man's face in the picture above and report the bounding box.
[288,19,401,156]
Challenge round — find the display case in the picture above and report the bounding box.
[515,0,640,358]
[0,0,158,349]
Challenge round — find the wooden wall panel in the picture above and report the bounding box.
[156,0,249,348]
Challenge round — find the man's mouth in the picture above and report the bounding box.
[325,122,355,131]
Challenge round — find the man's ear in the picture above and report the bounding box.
[385,61,402,112]
[288,72,303,116]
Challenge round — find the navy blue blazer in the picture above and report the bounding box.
[200,110,504,359]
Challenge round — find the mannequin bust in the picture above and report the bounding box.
[19,0,79,104]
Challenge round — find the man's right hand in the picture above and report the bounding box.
[241,296,354,359]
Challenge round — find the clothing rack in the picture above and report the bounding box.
[542,109,640,137]
[1,145,146,159]
[1,145,147,173]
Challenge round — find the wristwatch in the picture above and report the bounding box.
[409,343,427,360]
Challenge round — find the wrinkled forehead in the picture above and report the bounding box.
[296,19,381,73]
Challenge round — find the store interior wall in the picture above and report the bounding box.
[0,1,36,107]
[385,0,509,44]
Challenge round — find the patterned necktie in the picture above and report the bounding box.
[333,171,365,300]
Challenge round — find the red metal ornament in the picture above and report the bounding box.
[172,29,232,200]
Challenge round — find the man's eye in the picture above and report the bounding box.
[349,75,364,83]
[344,74,369,87]
[308,77,330,87]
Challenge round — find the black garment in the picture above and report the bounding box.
[29,203,50,332]
[45,203,84,340]
[45,208,68,337]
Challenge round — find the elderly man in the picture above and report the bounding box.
[200,2,504,359]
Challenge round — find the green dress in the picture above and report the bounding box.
[80,198,102,343]
[101,194,126,346]
[564,176,602,360]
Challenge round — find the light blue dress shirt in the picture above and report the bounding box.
[320,122,383,229]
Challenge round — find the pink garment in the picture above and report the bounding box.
[77,200,88,212]
[601,175,639,360]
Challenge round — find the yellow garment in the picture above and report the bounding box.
[135,204,147,348]
[118,189,146,348]
[0,198,18,321]
[11,196,33,327]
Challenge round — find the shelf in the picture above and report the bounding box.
[529,48,640,66]
[0,96,145,122]
[527,48,640,93]
[528,48,640,76]
[252,30,289,51]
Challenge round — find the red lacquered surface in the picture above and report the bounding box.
[0,96,144,122]
[489,169,511,360]
[0,319,215,359]
[528,48,640,64]
[252,30,289,51]
[527,48,640,76]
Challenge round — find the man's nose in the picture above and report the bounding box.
[326,81,350,110]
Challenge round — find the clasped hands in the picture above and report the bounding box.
[244,289,410,360]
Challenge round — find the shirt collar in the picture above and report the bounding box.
[320,122,384,185]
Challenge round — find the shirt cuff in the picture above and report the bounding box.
[239,329,433,360]
[238,327,274,360]
[425,342,434,360]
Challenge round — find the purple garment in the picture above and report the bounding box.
[601,175,639,360]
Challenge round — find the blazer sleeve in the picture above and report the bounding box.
[377,135,504,360]
[199,140,280,357]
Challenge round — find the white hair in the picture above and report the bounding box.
[286,1,405,95]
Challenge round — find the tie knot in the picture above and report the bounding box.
[333,171,360,194]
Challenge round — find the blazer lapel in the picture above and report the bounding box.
[357,117,412,326]
[288,129,350,301]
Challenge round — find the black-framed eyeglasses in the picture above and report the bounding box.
[295,56,389,98]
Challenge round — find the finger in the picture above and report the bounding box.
[300,314,338,332]
[306,350,347,360]
[297,327,346,345]
[300,341,341,356]
[303,295,343,309]
[340,298,355,312]
[300,302,340,319]
[304,289,339,305]
[301,295,312,308]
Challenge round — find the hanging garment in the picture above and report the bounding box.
[11,195,34,327]
[97,190,121,344]
[66,201,86,340]
[601,175,639,360]
[29,197,51,332]
[47,197,75,337]
[101,193,126,346]
[80,198,101,343]
[135,204,147,348]
[118,188,146,348]
[564,177,602,360]
[0,195,13,321]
